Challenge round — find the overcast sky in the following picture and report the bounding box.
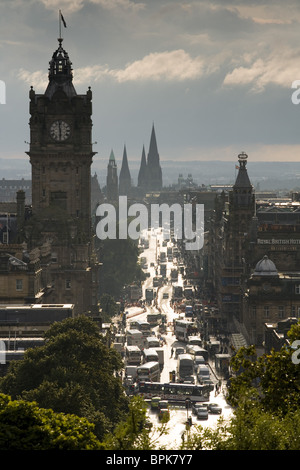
[1,0,300,169]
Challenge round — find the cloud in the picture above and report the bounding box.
[17,49,208,88]
[109,50,205,82]
[38,0,145,14]
[223,49,300,92]
[17,68,48,90]
[227,3,299,25]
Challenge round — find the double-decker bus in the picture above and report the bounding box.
[142,348,159,364]
[147,312,160,326]
[136,361,160,382]
[125,345,142,365]
[174,319,197,342]
[135,320,151,336]
[177,353,194,382]
[145,336,160,348]
[138,381,210,403]
[126,329,143,347]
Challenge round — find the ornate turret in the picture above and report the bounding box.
[230,151,255,209]
[45,38,77,99]
[234,152,252,191]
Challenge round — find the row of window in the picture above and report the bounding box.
[42,189,81,197]
[16,279,72,291]
[251,305,300,318]
[0,186,30,189]
[41,167,80,174]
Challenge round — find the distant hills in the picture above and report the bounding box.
[2,158,300,192]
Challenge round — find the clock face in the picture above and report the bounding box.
[50,120,71,141]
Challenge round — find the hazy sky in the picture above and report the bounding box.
[1,0,300,168]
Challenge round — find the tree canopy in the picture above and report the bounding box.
[181,321,300,450]
[0,393,101,450]
[227,321,300,415]
[0,316,129,440]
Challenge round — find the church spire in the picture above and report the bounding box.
[119,145,131,196]
[138,145,148,188]
[146,123,162,190]
[147,124,159,165]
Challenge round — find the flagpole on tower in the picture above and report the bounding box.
[58,9,67,41]
[59,9,61,40]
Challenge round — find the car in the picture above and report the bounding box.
[183,376,195,384]
[175,347,185,358]
[196,405,208,420]
[159,407,170,421]
[163,293,169,299]
[144,418,153,429]
[208,403,222,414]
[158,400,169,411]
[151,396,161,410]
[201,379,214,391]
[194,356,206,367]
[191,403,204,415]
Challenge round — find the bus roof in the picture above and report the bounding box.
[143,348,159,354]
[137,361,159,369]
[126,329,142,335]
[177,353,193,361]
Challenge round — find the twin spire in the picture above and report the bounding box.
[107,124,163,200]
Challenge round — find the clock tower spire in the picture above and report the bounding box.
[26,38,98,314]
[45,37,76,99]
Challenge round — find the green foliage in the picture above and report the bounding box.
[0,316,129,440]
[0,393,101,450]
[226,405,300,450]
[182,407,300,450]
[180,416,230,450]
[227,343,300,414]
[100,396,171,451]
[182,321,300,450]
[100,396,154,450]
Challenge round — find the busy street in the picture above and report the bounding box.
[112,227,233,449]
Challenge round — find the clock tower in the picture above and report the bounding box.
[28,38,95,239]
[26,38,99,314]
